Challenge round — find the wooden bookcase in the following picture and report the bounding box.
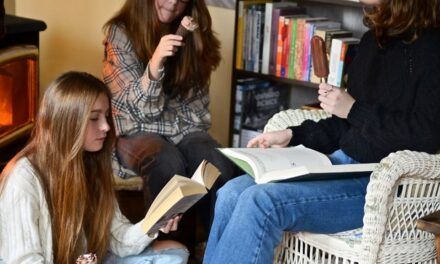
[229,0,367,146]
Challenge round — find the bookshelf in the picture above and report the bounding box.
[229,0,367,146]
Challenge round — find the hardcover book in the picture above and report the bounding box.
[219,146,375,184]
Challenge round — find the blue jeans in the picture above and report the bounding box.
[203,150,370,264]
[104,247,189,264]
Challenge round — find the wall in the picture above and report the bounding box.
[14,0,234,146]
[4,0,14,13]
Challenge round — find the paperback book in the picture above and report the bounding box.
[141,160,220,235]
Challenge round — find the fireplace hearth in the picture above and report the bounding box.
[0,12,46,170]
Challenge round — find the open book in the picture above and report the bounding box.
[141,160,220,235]
[219,145,376,184]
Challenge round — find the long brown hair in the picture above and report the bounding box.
[364,0,440,45]
[0,72,116,263]
[104,0,221,98]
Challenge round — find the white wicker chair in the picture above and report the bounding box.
[265,109,440,264]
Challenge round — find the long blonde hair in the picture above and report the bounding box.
[0,71,116,263]
[104,0,221,98]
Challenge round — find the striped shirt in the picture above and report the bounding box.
[103,24,211,178]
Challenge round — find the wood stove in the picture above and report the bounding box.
[0,45,38,147]
[0,13,46,170]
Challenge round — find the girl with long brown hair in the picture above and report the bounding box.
[102,0,239,251]
[0,71,188,263]
[204,0,440,263]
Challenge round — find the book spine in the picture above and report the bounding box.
[275,15,285,77]
[269,8,280,75]
[294,19,305,80]
[258,7,265,74]
[327,38,343,87]
[280,17,291,77]
[253,7,264,73]
[236,1,245,70]
[287,18,298,79]
[245,7,253,71]
[261,2,273,74]
[252,7,262,73]
[301,23,311,81]
[336,41,348,87]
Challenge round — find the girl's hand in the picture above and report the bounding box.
[246,129,293,148]
[159,215,182,234]
[318,83,355,119]
[149,34,184,79]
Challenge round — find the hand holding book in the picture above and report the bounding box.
[140,160,220,236]
[157,215,182,234]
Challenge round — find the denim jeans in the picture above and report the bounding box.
[203,150,370,264]
[104,247,189,264]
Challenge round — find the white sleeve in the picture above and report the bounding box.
[0,178,45,264]
[108,204,157,257]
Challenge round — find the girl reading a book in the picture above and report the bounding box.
[204,0,440,263]
[102,0,239,245]
[0,72,188,263]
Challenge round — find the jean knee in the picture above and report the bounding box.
[239,186,278,215]
[156,248,189,264]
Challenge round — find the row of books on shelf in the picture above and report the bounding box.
[236,1,360,87]
[232,78,290,147]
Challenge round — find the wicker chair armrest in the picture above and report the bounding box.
[264,109,330,133]
[360,150,440,264]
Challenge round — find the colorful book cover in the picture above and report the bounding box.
[275,15,285,76]
[328,37,359,87]
[262,2,298,74]
[280,16,292,77]
[300,18,328,81]
[268,6,306,75]
[287,17,299,79]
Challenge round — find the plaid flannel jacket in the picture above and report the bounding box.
[103,24,211,178]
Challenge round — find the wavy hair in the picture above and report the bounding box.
[0,72,116,263]
[104,0,221,98]
[364,0,440,45]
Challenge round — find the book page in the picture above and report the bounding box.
[190,160,206,185]
[190,160,221,189]
[142,177,207,234]
[144,193,205,235]
[146,176,181,219]
[220,145,331,179]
